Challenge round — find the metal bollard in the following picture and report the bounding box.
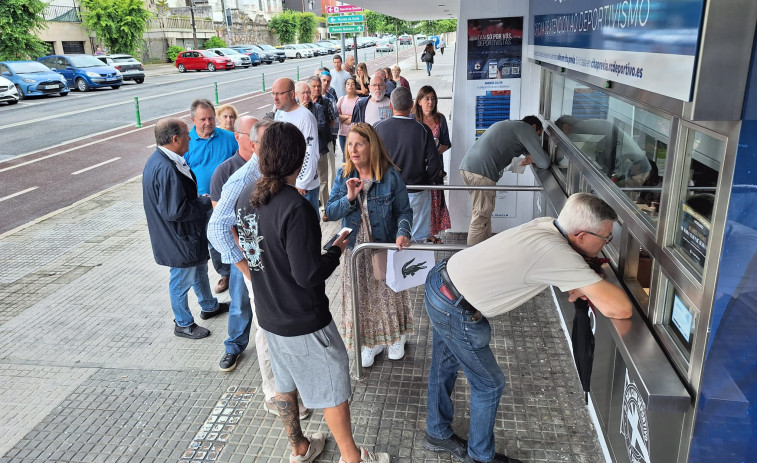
[373,50,375,59]
[214,82,219,105]
[320,60,323,68]
[134,97,142,128]
[262,73,265,92]
[297,66,300,81]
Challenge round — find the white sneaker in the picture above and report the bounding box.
[290,432,325,463]
[361,345,384,367]
[339,447,391,463]
[387,335,406,360]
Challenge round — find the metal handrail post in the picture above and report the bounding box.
[350,242,468,380]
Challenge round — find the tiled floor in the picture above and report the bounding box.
[0,43,605,463]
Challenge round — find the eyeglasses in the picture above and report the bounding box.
[581,230,613,243]
[271,90,293,96]
[369,84,385,88]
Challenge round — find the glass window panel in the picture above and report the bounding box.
[548,74,670,229]
[672,128,724,275]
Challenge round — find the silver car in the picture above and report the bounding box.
[207,48,252,68]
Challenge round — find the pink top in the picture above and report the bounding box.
[337,95,360,136]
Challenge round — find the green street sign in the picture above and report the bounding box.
[327,14,364,24]
[328,25,365,34]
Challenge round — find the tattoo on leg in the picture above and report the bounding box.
[276,392,304,447]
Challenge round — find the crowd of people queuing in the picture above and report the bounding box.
[141,48,633,463]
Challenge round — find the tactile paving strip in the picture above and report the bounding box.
[180,386,257,462]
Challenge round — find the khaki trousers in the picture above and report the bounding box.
[318,141,336,211]
[460,170,496,246]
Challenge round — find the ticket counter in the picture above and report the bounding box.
[527,1,757,461]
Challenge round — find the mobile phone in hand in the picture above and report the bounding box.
[323,227,353,250]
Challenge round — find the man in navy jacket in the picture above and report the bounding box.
[142,118,229,339]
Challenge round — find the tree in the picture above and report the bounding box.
[269,10,298,45]
[80,0,152,56]
[0,0,49,60]
[297,12,317,43]
[203,36,226,49]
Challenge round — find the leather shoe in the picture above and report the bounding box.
[464,453,523,463]
[174,322,210,339]
[200,302,229,320]
[214,277,229,293]
[424,433,467,461]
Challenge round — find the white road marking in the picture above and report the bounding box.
[0,187,39,203]
[257,104,270,109]
[0,83,263,131]
[0,127,153,173]
[71,157,121,175]
[147,143,156,148]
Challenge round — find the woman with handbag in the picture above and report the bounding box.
[325,123,414,368]
[412,85,451,243]
[421,43,435,76]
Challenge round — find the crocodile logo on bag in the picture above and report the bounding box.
[402,258,427,278]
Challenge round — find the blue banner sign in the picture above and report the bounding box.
[528,0,705,101]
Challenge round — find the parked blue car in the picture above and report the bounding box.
[37,54,123,92]
[0,61,69,99]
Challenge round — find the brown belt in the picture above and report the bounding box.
[439,263,479,316]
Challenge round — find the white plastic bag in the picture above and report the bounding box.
[385,249,435,292]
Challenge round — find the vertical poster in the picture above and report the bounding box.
[466,17,524,142]
[467,17,523,81]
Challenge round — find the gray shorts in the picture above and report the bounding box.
[263,320,352,409]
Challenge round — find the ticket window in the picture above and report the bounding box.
[671,127,725,278]
[548,74,671,230]
[623,233,653,315]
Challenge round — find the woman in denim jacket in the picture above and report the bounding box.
[326,123,414,368]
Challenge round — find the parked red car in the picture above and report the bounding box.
[175,50,234,72]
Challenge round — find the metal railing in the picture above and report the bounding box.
[348,184,544,379]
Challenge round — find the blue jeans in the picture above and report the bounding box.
[209,242,230,278]
[425,260,506,462]
[338,135,347,162]
[224,265,252,354]
[169,263,219,327]
[408,190,431,242]
[304,187,319,213]
[426,61,433,74]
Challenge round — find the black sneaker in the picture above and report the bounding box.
[464,453,523,463]
[200,302,230,320]
[219,353,238,372]
[174,322,210,339]
[424,433,468,461]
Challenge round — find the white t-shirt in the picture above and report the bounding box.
[275,105,320,191]
[331,69,352,99]
[447,217,603,318]
[365,97,392,126]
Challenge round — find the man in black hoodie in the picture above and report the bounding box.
[375,86,441,242]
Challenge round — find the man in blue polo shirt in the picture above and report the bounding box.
[185,98,238,295]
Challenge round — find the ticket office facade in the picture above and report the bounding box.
[521,1,757,461]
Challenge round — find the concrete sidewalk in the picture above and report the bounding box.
[0,43,604,463]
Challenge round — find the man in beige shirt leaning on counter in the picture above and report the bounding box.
[422,193,632,463]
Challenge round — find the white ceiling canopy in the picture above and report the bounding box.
[343,0,459,21]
